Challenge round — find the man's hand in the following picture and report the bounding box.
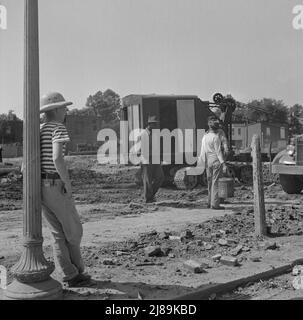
[222,163,228,175]
[62,180,72,197]
[224,149,230,159]
[53,141,73,197]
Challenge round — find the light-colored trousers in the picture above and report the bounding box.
[41,179,84,281]
[141,164,164,201]
[206,160,223,208]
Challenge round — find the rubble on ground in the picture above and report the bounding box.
[2,156,303,299]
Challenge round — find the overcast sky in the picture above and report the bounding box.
[0,0,302,118]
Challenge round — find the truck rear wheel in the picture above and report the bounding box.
[279,174,302,194]
[174,168,199,190]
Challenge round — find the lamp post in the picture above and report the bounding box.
[5,0,62,300]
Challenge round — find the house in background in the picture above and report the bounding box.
[247,122,288,153]
[65,115,104,153]
[0,119,23,158]
[231,123,247,150]
[231,122,289,154]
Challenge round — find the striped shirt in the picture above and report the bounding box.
[40,121,70,173]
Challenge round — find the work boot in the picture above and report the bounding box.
[146,197,156,203]
[65,273,92,288]
[211,206,225,210]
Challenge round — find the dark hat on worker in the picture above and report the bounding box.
[148,115,159,123]
[40,92,73,114]
[208,115,218,122]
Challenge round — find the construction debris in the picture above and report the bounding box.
[102,259,118,265]
[169,236,182,241]
[250,256,262,262]
[183,260,205,274]
[292,265,303,276]
[230,245,243,256]
[144,246,163,257]
[220,256,239,267]
[205,244,214,250]
[292,276,303,290]
[263,242,279,251]
[2,158,303,299]
[218,239,228,246]
[181,230,194,240]
[211,254,222,262]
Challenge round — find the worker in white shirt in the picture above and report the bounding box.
[200,115,227,209]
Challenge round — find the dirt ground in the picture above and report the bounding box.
[1,155,303,300]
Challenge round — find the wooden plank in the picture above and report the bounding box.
[172,264,293,300]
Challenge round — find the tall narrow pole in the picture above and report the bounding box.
[251,134,267,236]
[5,0,62,300]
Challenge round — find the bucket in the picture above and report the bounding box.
[218,177,234,199]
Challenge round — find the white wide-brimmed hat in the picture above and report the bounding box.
[40,92,73,114]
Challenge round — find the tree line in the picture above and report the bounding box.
[232,98,303,135]
[1,92,303,143]
[0,110,22,144]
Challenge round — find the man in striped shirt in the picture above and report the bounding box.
[40,92,91,287]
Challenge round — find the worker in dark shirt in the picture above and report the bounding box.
[137,115,164,203]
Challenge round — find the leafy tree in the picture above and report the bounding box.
[232,100,247,123]
[67,107,95,116]
[290,104,303,117]
[289,104,303,135]
[232,98,289,124]
[0,111,22,143]
[0,110,19,121]
[85,89,121,123]
[247,99,289,123]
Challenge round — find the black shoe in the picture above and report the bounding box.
[146,198,156,203]
[65,273,92,288]
[211,206,225,210]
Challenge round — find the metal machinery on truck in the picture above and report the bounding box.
[271,135,303,194]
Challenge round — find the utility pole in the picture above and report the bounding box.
[251,134,267,236]
[5,0,62,300]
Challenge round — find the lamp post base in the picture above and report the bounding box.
[4,278,62,300]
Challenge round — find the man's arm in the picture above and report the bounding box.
[214,135,228,174]
[218,129,229,156]
[132,131,142,155]
[53,141,72,195]
[198,135,206,165]
[214,135,225,164]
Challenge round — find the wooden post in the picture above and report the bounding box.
[5,0,62,300]
[268,141,272,182]
[251,134,267,236]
